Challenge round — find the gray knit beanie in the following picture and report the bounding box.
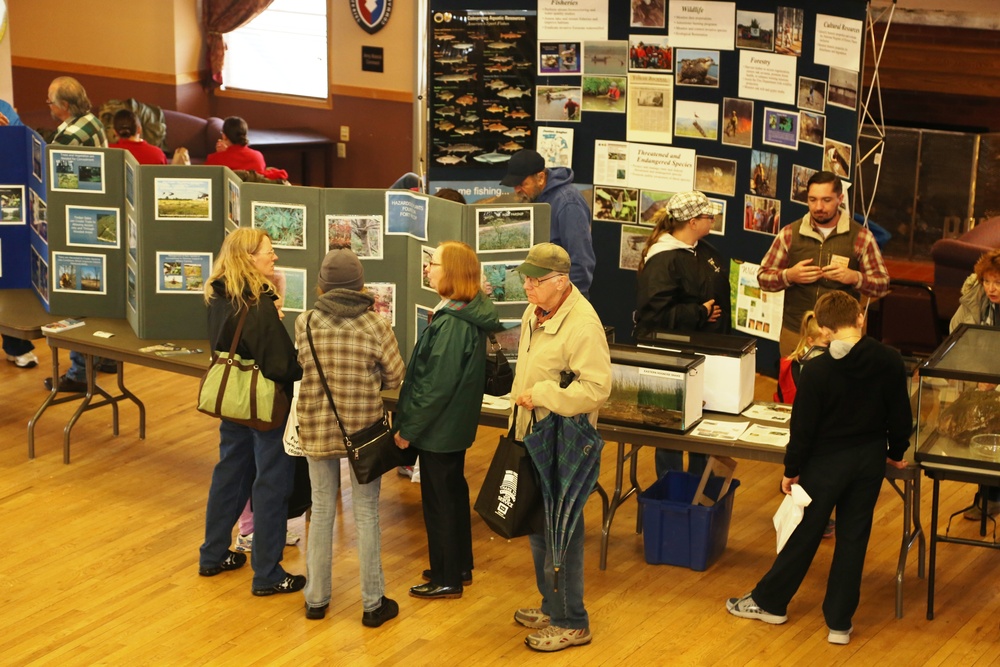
[317,248,364,292]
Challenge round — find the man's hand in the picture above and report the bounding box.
[886,458,907,470]
[0,112,9,127]
[780,475,799,494]
[786,259,823,285]
[822,264,859,286]
[515,389,534,411]
[394,433,410,449]
[703,298,721,322]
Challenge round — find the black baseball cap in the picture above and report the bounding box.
[500,149,545,187]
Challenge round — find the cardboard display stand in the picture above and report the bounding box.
[0,126,47,294]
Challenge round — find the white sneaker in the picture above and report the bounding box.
[7,352,38,368]
[235,533,253,552]
[726,593,788,624]
[286,515,306,545]
[828,626,853,645]
[411,460,421,484]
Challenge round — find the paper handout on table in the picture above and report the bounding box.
[741,403,792,423]
[774,483,812,553]
[689,419,750,441]
[740,423,790,447]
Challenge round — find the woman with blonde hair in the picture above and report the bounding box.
[198,228,305,597]
[394,241,500,599]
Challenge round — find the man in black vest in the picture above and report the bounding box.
[757,171,890,356]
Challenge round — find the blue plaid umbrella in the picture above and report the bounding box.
[523,412,604,591]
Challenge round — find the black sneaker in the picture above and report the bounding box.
[43,375,88,393]
[252,573,306,596]
[362,596,399,628]
[199,550,247,577]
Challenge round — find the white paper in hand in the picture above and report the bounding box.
[773,483,812,553]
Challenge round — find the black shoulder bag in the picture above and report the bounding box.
[485,332,514,396]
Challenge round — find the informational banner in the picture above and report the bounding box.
[627,143,696,192]
[538,0,608,41]
[813,14,863,72]
[667,0,736,50]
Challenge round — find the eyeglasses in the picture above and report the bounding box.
[523,274,561,288]
[428,261,441,267]
[252,249,277,258]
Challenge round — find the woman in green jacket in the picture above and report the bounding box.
[394,241,500,600]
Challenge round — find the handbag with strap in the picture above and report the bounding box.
[197,307,289,431]
[474,407,543,538]
[484,332,514,397]
[282,381,304,456]
[305,312,416,483]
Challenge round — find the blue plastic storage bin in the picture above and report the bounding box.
[638,471,740,571]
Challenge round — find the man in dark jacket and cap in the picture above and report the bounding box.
[501,150,596,298]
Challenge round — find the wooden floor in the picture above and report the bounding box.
[2,344,999,667]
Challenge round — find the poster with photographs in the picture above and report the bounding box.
[476,207,533,253]
[619,225,652,271]
[538,42,581,75]
[420,245,436,293]
[155,177,211,221]
[32,246,49,303]
[125,161,135,207]
[228,180,241,226]
[482,261,528,304]
[385,191,428,241]
[0,185,24,225]
[721,98,753,148]
[30,190,47,242]
[708,198,727,236]
[790,164,818,204]
[735,260,782,342]
[594,186,639,224]
[414,303,434,349]
[66,205,120,248]
[583,40,628,75]
[32,136,43,183]
[127,214,137,261]
[326,214,383,259]
[639,189,674,224]
[828,67,858,110]
[776,7,804,57]
[676,49,720,87]
[799,110,826,146]
[736,10,775,52]
[50,150,105,193]
[367,282,396,327]
[744,195,782,236]
[536,85,583,122]
[582,75,627,113]
[824,138,852,179]
[675,100,719,141]
[695,156,738,197]
[156,252,211,293]
[629,35,671,72]
[127,265,137,312]
[53,251,106,295]
[275,267,307,312]
[750,150,779,197]
[762,107,799,150]
[630,0,665,28]
[797,76,827,112]
[252,201,306,249]
[537,126,574,168]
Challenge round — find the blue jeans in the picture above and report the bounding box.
[67,350,88,382]
[529,516,588,630]
[200,419,295,589]
[305,457,385,612]
[654,449,708,480]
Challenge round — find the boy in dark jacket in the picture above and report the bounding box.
[726,291,912,645]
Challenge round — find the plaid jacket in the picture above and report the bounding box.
[52,113,108,147]
[294,289,405,459]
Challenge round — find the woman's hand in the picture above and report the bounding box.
[394,433,410,449]
[703,298,721,322]
[515,389,534,410]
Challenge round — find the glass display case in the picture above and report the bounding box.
[915,324,1000,472]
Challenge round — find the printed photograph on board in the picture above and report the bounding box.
[583,40,629,76]
[736,10,775,51]
[797,76,827,112]
[775,6,804,56]
[639,189,675,225]
[252,201,306,249]
[127,265,137,312]
[744,195,781,236]
[675,49,719,87]
[29,190,47,242]
[674,100,719,140]
[154,177,211,221]
[127,214,137,261]
[620,224,652,271]
[695,156,738,197]
[750,150,779,197]
[476,207,533,253]
[790,164,818,204]
[629,35,671,72]
[367,282,396,327]
[582,76,627,113]
[53,251,106,294]
[420,245,436,293]
[228,179,241,226]
[824,138,852,179]
[721,98,753,148]
[828,67,859,110]
[50,150,105,193]
[594,186,639,224]
[32,246,49,303]
[630,0,665,28]
[32,136,43,183]
[799,110,826,146]
[330,215,383,259]
[156,252,212,293]
[66,205,119,248]
[0,185,25,224]
[708,198,727,235]
[536,86,583,122]
[538,42,581,75]
[275,266,307,312]
[125,161,135,207]
[481,261,528,305]
[762,107,799,150]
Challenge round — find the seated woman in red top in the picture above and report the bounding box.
[108,109,167,164]
[206,116,267,174]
